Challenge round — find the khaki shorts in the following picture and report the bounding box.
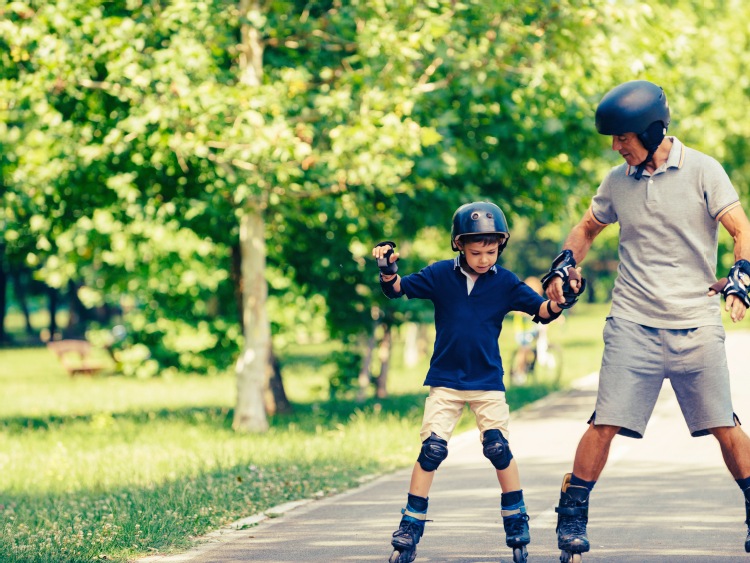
[419,386,511,443]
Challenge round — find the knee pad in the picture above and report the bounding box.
[482,429,513,470]
[417,432,448,471]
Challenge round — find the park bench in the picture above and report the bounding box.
[46,339,108,376]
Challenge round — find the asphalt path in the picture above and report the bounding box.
[139,330,750,563]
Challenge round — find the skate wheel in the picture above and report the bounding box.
[513,545,528,563]
[388,550,400,563]
[560,551,582,563]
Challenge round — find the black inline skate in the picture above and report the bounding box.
[555,473,590,563]
[389,507,427,563]
[502,504,530,563]
[744,487,750,553]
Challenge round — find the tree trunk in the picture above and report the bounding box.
[9,269,33,336]
[356,325,377,403]
[265,346,292,415]
[0,245,7,343]
[376,323,392,399]
[66,280,87,338]
[233,0,271,433]
[230,243,244,327]
[234,212,270,432]
[48,285,58,338]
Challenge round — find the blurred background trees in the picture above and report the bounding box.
[2,0,749,430]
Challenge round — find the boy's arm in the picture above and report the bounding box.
[532,299,564,325]
[538,299,563,319]
[372,242,403,298]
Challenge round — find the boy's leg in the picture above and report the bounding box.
[389,387,464,562]
[408,462,436,498]
[498,462,530,557]
[470,391,529,558]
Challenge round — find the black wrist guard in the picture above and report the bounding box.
[541,249,576,289]
[533,301,563,325]
[380,272,404,299]
[559,276,586,309]
[541,249,586,307]
[709,259,750,308]
[375,241,398,275]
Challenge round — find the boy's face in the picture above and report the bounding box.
[459,240,499,274]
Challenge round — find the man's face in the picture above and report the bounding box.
[611,132,648,166]
[460,240,500,274]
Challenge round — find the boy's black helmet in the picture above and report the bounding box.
[451,201,509,252]
[595,80,670,152]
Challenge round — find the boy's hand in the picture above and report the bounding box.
[546,267,584,304]
[372,241,400,275]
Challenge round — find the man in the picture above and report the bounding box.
[543,80,750,561]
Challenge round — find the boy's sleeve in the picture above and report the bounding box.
[508,279,545,316]
[399,264,436,300]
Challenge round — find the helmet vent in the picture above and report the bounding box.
[471,212,480,220]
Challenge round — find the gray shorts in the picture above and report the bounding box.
[592,316,738,438]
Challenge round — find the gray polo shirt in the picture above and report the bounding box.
[591,137,740,329]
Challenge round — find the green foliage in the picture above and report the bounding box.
[2,0,750,380]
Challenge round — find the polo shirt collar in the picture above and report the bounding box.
[453,255,498,274]
[626,136,685,177]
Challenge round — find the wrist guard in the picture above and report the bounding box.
[709,259,750,308]
[532,301,562,325]
[559,273,586,309]
[541,249,586,307]
[541,249,577,289]
[375,241,398,275]
[380,273,404,299]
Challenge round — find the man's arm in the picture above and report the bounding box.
[718,203,750,263]
[546,206,608,303]
[712,204,750,322]
[562,206,609,264]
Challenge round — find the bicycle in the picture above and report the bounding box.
[508,323,563,387]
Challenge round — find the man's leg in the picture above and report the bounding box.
[572,422,621,481]
[711,425,750,552]
[556,423,620,556]
[710,425,750,479]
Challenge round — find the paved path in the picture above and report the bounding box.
[140,331,750,562]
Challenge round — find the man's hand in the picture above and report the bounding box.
[546,266,585,308]
[708,259,750,322]
[542,250,585,306]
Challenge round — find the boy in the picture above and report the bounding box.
[373,201,582,563]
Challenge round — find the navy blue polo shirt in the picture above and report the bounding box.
[399,257,544,392]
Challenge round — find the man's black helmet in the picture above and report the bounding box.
[595,80,670,153]
[595,80,670,135]
[451,201,509,252]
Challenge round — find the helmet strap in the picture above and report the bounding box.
[633,122,666,180]
[633,148,656,181]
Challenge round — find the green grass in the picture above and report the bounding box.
[0,302,690,562]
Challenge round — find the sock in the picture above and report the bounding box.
[570,473,596,491]
[501,490,524,508]
[407,493,428,513]
[737,476,750,495]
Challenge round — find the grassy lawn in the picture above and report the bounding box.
[1,301,740,562]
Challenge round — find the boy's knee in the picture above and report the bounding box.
[417,433,448,471]
[482,429,513,470]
